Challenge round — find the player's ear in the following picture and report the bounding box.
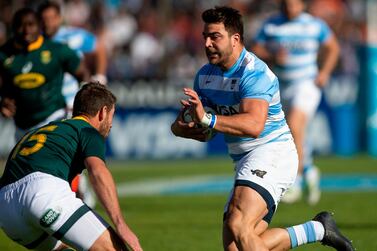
[232,33,240,47]
[98,106,107,122]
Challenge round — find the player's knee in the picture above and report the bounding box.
[225,210,264,245]
[225,213,249,240]
[88,229,123,251]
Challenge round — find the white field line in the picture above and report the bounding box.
[117,175,232,197]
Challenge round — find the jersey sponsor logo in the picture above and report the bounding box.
[250,169,267,178]
[213,104,239,116]
[41,50,52,64]
[40,208,61,227]
[14,73,46,89]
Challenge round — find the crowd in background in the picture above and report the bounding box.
[0,0,367,85]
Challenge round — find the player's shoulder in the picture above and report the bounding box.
[43,37,78,57]
[299,12,326,25]
[43,37,71,50]
[55,25,96,44]
[242,50,277,81]
[264,14,286,25]
[65,118,102,136]
[243,50,267,74]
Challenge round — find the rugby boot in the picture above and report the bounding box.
[313,211,355,251]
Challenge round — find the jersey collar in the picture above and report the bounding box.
[72,116,89,123]
[27,35,44,51]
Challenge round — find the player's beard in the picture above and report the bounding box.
[99,116,112,138]
[206,43,233,69]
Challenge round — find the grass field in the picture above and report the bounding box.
[1,155,377,250]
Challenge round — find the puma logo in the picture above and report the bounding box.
[250,169,267,178]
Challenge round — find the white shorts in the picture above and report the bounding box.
[0,172,108,250]
[280,80,321,120]
[224,139,298,223]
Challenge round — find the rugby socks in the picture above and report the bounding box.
[287,221,324,248]
[303,164,313,176]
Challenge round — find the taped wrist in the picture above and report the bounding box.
[200,112,217,128]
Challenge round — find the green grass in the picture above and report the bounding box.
[1,155,377,250]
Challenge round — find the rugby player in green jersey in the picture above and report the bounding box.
[0,7,88,140]
[0,82,143,251]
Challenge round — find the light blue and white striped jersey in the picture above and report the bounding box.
[254,13,332,85]
[194,48,291,161]
[52,26,97,110]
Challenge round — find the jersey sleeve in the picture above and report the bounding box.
[317,18,332,43]
[78,30,97,53]
[0,51,16,99]
[58,44,81,75]
[80,127,106,162]
[239,65,277,103]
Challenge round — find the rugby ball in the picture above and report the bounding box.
[182,106,217,141]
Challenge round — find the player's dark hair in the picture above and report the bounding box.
[202,6,244,43]
[73,82,116,117]
[37,1,61,17]
[12,8,39,32]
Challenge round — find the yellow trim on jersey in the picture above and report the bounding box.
[72,116,89,122]
[28,35,44,51]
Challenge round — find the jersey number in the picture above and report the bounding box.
[13,125,58,158]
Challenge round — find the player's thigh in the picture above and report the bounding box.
[225,139,298,223]
[282,80,321,120]
[228,185,269,226]
[24,173,109,250]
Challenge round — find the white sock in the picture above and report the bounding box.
[287,221,325,248]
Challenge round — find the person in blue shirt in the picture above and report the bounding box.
[252,0,339,205]
[37,1,109,208]
[38,0,108,113]
[171,6,352,251]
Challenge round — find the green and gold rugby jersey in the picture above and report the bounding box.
[0,36,80,129]
[0,117,105,187]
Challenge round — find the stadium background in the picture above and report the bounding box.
[1,0,377,250]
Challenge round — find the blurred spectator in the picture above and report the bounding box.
[63,0,90,28]
[0,0,366,86]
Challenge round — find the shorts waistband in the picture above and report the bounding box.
[1,172,51,191]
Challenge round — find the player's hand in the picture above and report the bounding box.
[183,87,205,123]
[315,71,330,88]
[0,97,16,118]
[171,113,209,142]
[117,224,143,251]
[90,74,108,85]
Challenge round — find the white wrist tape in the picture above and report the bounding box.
[200,112,217,128]
[90,74,108,85]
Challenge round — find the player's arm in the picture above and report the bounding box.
[183,88,268,138]
[60,44,90,83]
[90,36,108,85]
[73,59,90,83]
[316,34,339,88]
[0,97,16,118]
[0,74,16,118]
[84,156,142,251]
